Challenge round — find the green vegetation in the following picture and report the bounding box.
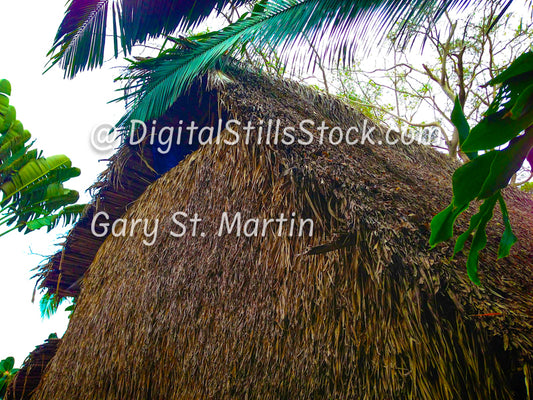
[0,357,18,399]
[430,52,533,284]
[0,79,85,236]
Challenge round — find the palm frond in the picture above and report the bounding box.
[39,292,71,318]
[26,204,87,232]
[117,0,512,128]
[48,0,251,78]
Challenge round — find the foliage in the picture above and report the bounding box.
[48,0,496,128]
[520,181,533,192]
[430,52,533,284]
[0,357,18,399]
[334,2,533,159]
[39,293,76,319]
[0,79,85,236]
[47,0,251,78]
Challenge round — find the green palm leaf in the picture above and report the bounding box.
[0,80,82,237]
[1,155,72,204]
[27,204,86,232]
[48,0,252,78]
[116,0,511,128]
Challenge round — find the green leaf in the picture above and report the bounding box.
[454,193,499,258]
[451,96,477,160]
[0,145,34,177]
[0,94,8,110]
[26,203,85,232]
[1,357,14,372]
[462,107,533,152]
[0,106,16,133]
[1,155,72,203]
[252,0,269,14]
[0,125,31,159]
[451,97,469,146]
[454,193,499,285]
[488,51,533,86]
[26,214,58,231]
[478,131,533,199]
[466,195,499,285]
[452,151,498,206]
[463,52,533,152]
[0,80,11,96]
[429,202,468,247]
[509,84,533,120]
[497,195,517,259]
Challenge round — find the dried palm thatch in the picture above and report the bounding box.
[5,337,60,400]
[35,78,224,298]
[31,65,532,399]
[35,144,158,298]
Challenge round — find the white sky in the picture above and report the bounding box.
[0,1,124,366]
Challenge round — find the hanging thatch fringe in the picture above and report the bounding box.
[5,338,60,400]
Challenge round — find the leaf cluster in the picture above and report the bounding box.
[0,80,85,236]
[430,52,533,284]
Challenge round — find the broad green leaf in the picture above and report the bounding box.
[452,151,497,206]
[487,51,533,86]
[497,195,517,259]
[478,131,533,199]
[11,167,81,202]
[0,357,14,372]
[26,214,58,231]
[26,203,86,232]
[509,84,533,120]
[42,189,79,211]
[450,96,477,160]
[431,53,533,286]
[0,145,33,176]
[0,106,16,133]
[451,97,470,147]
[462,107,533,152]
[0,94,8,108]
[454,193,499,257]
[455,193,499,285]
[0,79,11,96]
[0,125,30,158]
[467,214,492,286]
[0,80,82,237]
[429,202,468,247]
[1,155,72,202]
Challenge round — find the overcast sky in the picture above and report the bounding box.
[0,1,125,366]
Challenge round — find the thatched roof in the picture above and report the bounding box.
[32,65,532,399]
[5,338,60,400]
[36,144,158,297]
